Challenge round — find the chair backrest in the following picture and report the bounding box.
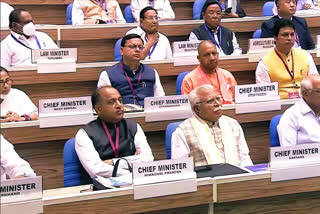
[252,29,262,38]
[63,138,82,187]
[124,5,135,23]
[193,0,206,20]
[114,38,122,61]
[176,71,190,95]
[262,1,275,16]
[269,114,282,147]
[165,122,182,159]
[66,3,73,25]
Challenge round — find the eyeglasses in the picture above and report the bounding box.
[106,98,123,107]
[0,78,13,86]
[197,96,223,105]
[144,16,159,21]
[125,45,144,51]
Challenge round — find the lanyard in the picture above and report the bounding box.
[204,24,221,49]
[145,36,158,59]
[274,48,296,84]
[11,34,41,49]
[102,121,120,157]
[294,32,300,47]
[120,62,142,103]
[97,0,108,12]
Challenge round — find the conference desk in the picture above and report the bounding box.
[1,15,320,62]
[42,171,320,214]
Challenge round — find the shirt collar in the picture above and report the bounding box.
[277,15,293,21]
[205,24,220,33]
[299,98,316,116]
[194,113,220,128]
[120,60,141,75]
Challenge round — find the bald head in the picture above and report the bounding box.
[197,40,219,74]
[301,74,320,114]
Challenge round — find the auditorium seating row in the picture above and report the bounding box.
[3,0,271,25]
[1,15,320,62]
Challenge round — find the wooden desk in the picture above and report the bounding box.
[213,172,320,213]
[42,173,320,214]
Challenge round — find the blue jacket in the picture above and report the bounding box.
[261,16,315,50]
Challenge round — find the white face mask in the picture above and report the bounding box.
[18,22,36,36]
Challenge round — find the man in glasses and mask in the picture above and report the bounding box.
[171,85,253,167]
[0,9,58,68]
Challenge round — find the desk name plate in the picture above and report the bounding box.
[270,143,320,182]
[248,38,275,62]
[144,95,192,122]
[173,41,201,66]
[132,157,197,200]
[39,96,94,128]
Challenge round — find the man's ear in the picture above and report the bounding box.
[194,104,200,115]
[301,88,309,98]
[95,104,101,115]
[120,47,124,56]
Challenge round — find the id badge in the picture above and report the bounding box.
[288,91,300,99]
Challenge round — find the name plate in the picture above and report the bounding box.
[0,176,42,204]
[248,38,275,62]
[235,83,280,114]
[317,35,320,57]
[32,48,77,73]
[235,82,279,103]
[39,96,94,128]
[31,48,77,63]
[144,95,192,122]
[132,158,197,200]
[270,143,320,181]
[173,41,201,66]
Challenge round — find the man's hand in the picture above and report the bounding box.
[135,149,141,155]
[103,159,113,165]
[146,32,159,45]
[303,3,312,9]
[5,111,25,122]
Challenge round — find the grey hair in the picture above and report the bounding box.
[188,84,214,109]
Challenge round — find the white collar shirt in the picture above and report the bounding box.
[1,88,38,117]
[0,31,58,68]
[278,98,320,146]
[126,26,173,60]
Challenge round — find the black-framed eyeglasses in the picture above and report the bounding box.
[144,16,159,21]
[106,98,123,107]
[0,78,13,86]
[197,96,223,105]
[125,45,144,50]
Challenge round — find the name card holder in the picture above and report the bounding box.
[317,35,320,57]
[144,95,192,122]
[234,82,281,114]
[1,176,43,214]
[247,38,275,62]
[32,48,77,73]
[39,96,94,128]
[270,143,320,182]
[173,41,201,66]
[132,158,197,200]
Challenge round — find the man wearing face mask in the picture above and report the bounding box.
[0,9,58,68]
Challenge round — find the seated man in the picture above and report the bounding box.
[0,2,14,27]
[171,85,253,167]
[278,74,320,146]
[1,134,36,180]
[0,9,58,68]
[126,6,172,60]
[97,34,165,107]
[131,0,175,22]
[75,86,154,183]
[72,0,125,25]
[1,66,38,122]
[261,0,314,50]
[189,0,242,56]
[182,40,237,104]
[256,19,318,99]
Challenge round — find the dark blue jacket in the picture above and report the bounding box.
[107,62,155,107]
[261,16,315,50]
